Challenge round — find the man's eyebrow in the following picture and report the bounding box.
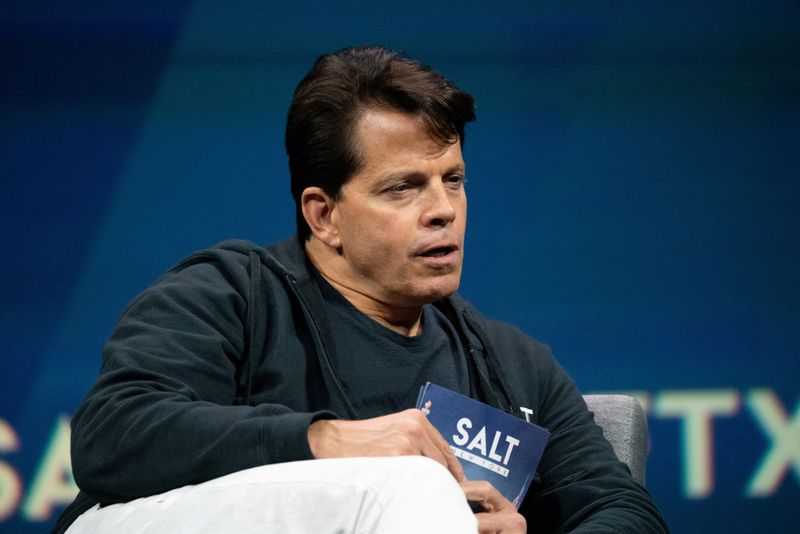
[444,163,466,174]
[376,164,467,185]
[375,170,423,185]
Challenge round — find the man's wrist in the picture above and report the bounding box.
[308,418,339,458]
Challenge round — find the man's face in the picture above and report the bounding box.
[328,108,467,307]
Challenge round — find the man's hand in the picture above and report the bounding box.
[461,480,527,534]
[307,408,465,481]
[308,410,524,532]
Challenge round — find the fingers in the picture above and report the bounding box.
[461,481,526,534]
[474,511,527,534]
[460,480,512,513]
[409,409,465,482]
[440,443,465,482]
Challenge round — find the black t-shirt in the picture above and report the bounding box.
[314,272,470,419]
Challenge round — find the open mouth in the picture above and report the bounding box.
[420,246,457,258]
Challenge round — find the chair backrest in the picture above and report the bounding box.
[583,394,648,485]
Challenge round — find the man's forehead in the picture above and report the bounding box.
[355,109,460,154]
[355,108,428,142]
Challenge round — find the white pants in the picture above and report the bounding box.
[66,456,478,533]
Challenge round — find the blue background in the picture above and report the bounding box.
[2,2,798,532]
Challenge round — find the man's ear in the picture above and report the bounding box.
[301,187,342,249]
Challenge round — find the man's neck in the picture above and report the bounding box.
[319,274,424,336]
[305,239,423,337]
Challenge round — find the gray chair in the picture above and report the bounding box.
[583,394,649,485]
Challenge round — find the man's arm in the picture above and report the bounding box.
[70,259,334,503]
[520,349,668,532]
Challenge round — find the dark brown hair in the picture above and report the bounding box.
[285,45,476,241]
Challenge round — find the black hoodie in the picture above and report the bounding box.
[54,236,667,533]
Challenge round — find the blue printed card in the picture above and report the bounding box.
[416,382,550,508]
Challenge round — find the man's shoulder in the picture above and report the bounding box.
[122,236,305,309]
[162,236,305,277]
[178,235,297,262]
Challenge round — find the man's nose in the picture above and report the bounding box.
[421,182,457,227]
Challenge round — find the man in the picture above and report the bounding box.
[54,46,667,533]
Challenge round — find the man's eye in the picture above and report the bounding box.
[388,183,411,193]
[445,175,465,187]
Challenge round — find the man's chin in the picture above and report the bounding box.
[405,277,461,305]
